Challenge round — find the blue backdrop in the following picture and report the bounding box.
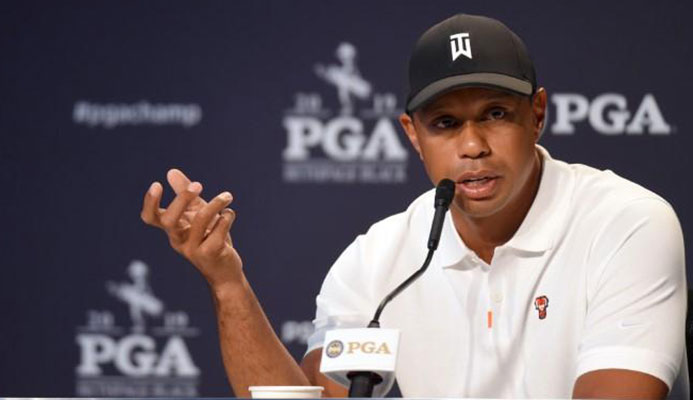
[1,1,690,396]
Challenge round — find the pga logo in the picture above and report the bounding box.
[345,340,392,355]
[551,93,671,135]
[325,339,392,357]
[282,115,407,162]
[77,334,200,377]
[325,340,345,358]
[76,334,199,377]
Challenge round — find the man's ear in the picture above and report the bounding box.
[399,112,423,160]
[531,87,547,141]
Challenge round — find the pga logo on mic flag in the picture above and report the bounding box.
[320,328,399,391]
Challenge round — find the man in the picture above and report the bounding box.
[141,14,687,398]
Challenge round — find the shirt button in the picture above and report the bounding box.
[491,292,503,303]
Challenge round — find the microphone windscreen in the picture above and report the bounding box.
[435,178,455,207]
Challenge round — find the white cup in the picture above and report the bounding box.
[248,385,324,399]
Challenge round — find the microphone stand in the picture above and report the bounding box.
[347,178,454,397]
[347,249,435,398]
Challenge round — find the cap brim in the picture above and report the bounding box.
[407,73,533,112]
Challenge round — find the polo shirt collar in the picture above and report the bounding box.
[437,211,472,268]
[502,145,564,253]
[437,145,569,269]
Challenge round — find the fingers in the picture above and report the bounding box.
[188,191,233,246]
[167,168,192,195]
[159,182,203,234]
[201,208,236,252]
[141,182,163,226]
[167,168,208,210]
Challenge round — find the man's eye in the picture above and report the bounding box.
[486,108,507,120]
[432,117,458,129]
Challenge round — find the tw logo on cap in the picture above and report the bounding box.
[450,33,472,61]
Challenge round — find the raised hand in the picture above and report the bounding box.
[140,170,335,397]
[140,169,243,289]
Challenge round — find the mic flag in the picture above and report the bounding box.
[319,328,400,398]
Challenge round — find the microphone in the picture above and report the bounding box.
[368,178,455,328]
[428,178,455,250]
[320,179,456,398]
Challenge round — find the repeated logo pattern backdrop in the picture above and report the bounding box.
[0,1,691,396]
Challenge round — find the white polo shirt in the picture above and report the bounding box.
[306,146,688,398]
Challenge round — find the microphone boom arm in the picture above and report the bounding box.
[346,179,454,397]
[368,249,434,328]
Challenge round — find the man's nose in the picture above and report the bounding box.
[457,121,490,159]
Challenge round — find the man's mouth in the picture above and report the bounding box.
[456,173,500,199]
[461,176,495,186]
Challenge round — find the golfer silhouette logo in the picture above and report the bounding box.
[107,260,164,332]
[314,42,372,115]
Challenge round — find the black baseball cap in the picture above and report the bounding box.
[406,14,537,113]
